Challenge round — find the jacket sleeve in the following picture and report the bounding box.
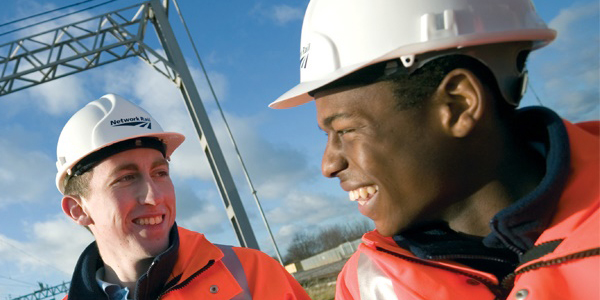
[233,247,311,300]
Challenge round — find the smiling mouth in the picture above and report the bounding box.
[348,185,378,205]
[134,215,164,226]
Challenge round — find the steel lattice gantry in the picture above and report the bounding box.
[0,0,259,249]
[9,282,69,300]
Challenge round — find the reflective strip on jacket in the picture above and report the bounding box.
[157,228,310,300]
[336,119,600,300]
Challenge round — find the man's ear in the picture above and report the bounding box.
[436,68,486,138]
[61,196,93,226]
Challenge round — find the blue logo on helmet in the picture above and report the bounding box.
[110,116,152,129]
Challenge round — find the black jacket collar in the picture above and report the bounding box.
[67,225,179,299]
[484,106,570,253]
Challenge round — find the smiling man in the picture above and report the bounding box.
[271,0,599,299]
[57,94,309,300]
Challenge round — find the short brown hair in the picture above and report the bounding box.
[63,170,93,198]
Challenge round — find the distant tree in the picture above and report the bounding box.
[343,219,373,240]
[317,224,346,251]
[285,231,319,264]
[284,220,374,264]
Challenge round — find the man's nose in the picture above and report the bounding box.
[321,139,348,178]
[139,175,163,205]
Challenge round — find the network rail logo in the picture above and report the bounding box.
[300,43,310,69]
[110,116,152,129]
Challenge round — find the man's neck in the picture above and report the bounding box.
[444,136,545,237]
[443,182,519,236]
[98,248,156,293]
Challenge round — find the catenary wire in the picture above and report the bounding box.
[0,236,70,276]
[0,0,119,37]
[170,0,285,266]
[0,0,97,28]
[0,275,36,287]
[527,80,544,106]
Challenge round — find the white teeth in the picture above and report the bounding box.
[135,215,163,226]
[348,185,378,202]
[359,188,368,198]
[358,200,367,206]
[367,186,376,194]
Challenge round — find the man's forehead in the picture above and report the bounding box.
[315,83,389,125]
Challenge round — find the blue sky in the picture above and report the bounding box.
[0,0,598,297]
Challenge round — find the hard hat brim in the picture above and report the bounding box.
[269,28,556,109]
[269,61,369,109]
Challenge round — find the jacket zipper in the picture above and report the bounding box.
[501,247,600,290]
[158,259,216,298]
[430,254,516,265]
[376,246,507,299]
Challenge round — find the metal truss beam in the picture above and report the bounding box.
[10,282,69,300]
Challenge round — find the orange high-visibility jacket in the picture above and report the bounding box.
[64,227,310,300]
[157,228,310,299]
[336,118,600,300]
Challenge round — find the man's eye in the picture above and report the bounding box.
[337,128,354,136]
[157,170,169,177]
[118,174,135,182]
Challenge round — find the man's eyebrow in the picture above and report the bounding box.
[152,158,169,169]
[109,163,139,177]
[109,157,168,177]
[321,112,353,128]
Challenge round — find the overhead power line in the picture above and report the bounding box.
[0,275,36,287]
[0,236,70,276]
[0,0,119,37]
[0,0,96,28]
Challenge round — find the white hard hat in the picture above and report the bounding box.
[55,94,185,194]
[270,0,556,109]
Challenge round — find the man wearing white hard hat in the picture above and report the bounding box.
[271,0,599,299]
[57,94,310,299]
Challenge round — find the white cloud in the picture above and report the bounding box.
[23,77,91,116]
[250,4,304,26]
[272,5,304,25]
[27,217,93,271]
[0,216,91,277]
[274,223,303,249]
[268,190,355,225]
[208,110,315,199]
[525,2,599,122]
[172,180,229,235]
[549,2,599,43]
[0,135,55,207]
